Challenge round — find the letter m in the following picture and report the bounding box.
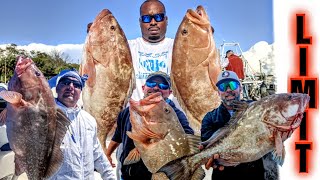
[290,78,318,109]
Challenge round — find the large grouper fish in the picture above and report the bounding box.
[157,93,309,180]
[79,9,135,153]
[171,5,221,134]
[0,56,70,179]
[125,92,201,176]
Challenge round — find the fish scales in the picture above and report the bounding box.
[79,9,135,153]
[0,56,70,180]
[159,93,309,180]
[171,6,221,134]
[125,93,200,174]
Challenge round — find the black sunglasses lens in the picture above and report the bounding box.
[61,79,82,89]
[218,83,226,91]
[141,13,165,23]
[154,14,164,22]
[146,81,157,88]
[158,83,169,90]
[73,82,82,89]
[141,15,152,23]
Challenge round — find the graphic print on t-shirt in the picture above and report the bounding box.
[136,51,170,79]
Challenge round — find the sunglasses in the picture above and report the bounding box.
[217,81,239,92]
[59,79,82,89]
[140,13,165,23]
[146,81,169,90]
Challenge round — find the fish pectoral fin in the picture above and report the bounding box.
[152,172,170,180]
[191,167,205,180]
[272,131,285,166]
[201,127,230,148]
[44,108,71,178]
[186,134,201,155]
[123,148,141,165]
[231,100,249,112]
[0,90,23,105]
[159,158,190,180]
[0,108,7,125]
[126,131,147,143]
[123,71,136,109]
[14,156,26,176]
[140,126,163,139]
[80,50,96,88]
[218,159,241,166]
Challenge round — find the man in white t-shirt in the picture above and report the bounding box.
[112,1,184,179]
[129,0,174,101]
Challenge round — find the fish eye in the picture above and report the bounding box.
[164,107,170,114]
[110,25,116,31]
[287,95,292,100]
[35,71,41,77]
[182,29,188,35]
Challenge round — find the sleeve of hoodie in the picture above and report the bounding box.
[90,119,116,179]
[173,107,194,135]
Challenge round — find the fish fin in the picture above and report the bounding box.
[126,127,161,143]
[139,125,163,139]
[0,90,22,105]
[228,101,249,126]
[202,102,247,148]
[44,108,70,178]
[14,156,26,176]
[208,48,221,86]
[123,70,136,109]
[131,114,163,140]
[126,131,144,143]
[231,100,249,112]
[170,74,185,114]
[171,74,201,134]
[201,127,230,148]
[80,47,96,88]
[0,108,7,125]
[151,172,169,180]
[217,159,240,166]
[186,134,201,155]
[159,158,191,180]
[106,123,117,140]
[272,131,285,166]
[123,148,141,165]
[191,167,205,180]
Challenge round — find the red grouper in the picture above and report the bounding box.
[0,56,70,180]
[158,93,309,180]
[171,5,222,134]
[79,9,135,154]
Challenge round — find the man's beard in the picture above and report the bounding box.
[222,92,241,107]
[148,36,160,41]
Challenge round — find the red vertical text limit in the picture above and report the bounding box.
[289,14,318,174]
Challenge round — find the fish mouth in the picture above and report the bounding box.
[15,56,33,76]
[96,9,113,22]
[186,5,209,26]
[129,92,163,116]
[300,94,310,111]
[196,6,205,17]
